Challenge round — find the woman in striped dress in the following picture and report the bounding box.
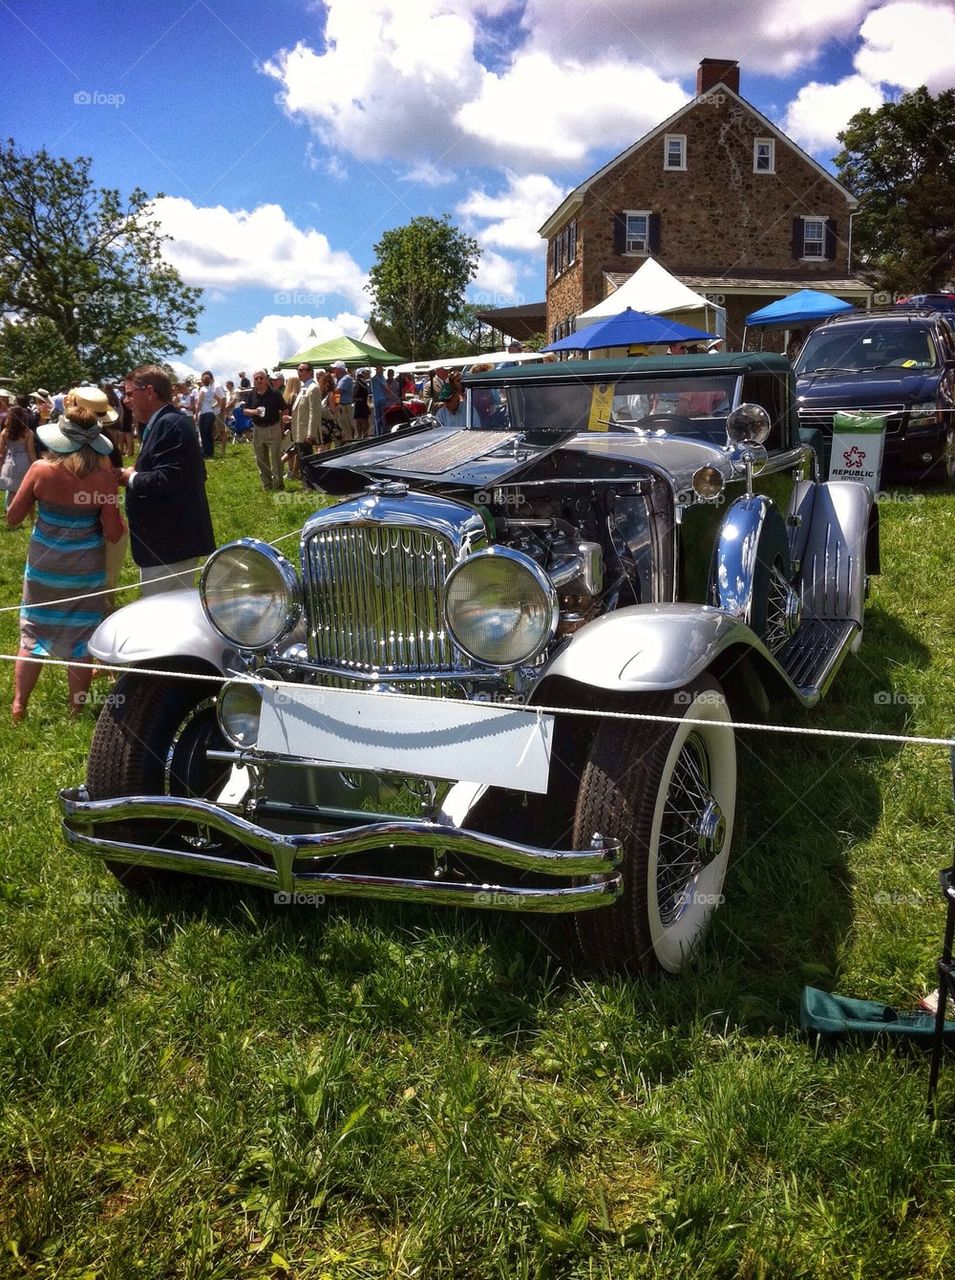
[6,393,125,720]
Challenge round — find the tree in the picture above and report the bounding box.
[0,317,85,394]
[0,139,203,381]
[366,215,480,359]
[835,89,955,294]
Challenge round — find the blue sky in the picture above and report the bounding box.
[3,0,954,374]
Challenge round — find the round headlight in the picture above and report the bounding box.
[692,465,725,499]
[200,539,300,650]
[444,548,557,668]
[217,680,263,748]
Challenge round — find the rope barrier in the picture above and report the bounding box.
[0,496,948,751]
[0,651,950,750]
[0,526,302,614]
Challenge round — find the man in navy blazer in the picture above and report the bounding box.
[121,365,216,595]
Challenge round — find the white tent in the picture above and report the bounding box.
[360,322,385,349]
[577,257,726,338]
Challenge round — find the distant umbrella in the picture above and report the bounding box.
[544,307,716,353]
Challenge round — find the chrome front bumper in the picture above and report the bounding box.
[58,788,623,913]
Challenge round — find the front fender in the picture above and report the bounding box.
[540,603,771,693]
[88,589,235,673]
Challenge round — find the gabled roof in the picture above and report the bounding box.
[538,83,857,239]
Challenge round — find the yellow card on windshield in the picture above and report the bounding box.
[588,383,614,431]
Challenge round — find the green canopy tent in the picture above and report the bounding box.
[278,334,405,370]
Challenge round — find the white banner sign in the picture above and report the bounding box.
[827,411,887,494]
[256,684,555,794]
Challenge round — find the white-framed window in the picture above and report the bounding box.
[802,217,825,258]
[664,133,686,170]
[754,138,775,173]
[625,210,650,253]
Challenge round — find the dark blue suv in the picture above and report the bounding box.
[793,309,955,483]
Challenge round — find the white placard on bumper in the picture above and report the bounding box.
[827,410,887,495]
[256,684,555,793]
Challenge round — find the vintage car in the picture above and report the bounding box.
[59,354,878,975]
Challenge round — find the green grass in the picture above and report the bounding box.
[1,448,954,1278]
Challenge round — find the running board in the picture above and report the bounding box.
[776,618,859,698]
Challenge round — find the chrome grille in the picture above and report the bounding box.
[797,404,905,435]
[304,523,459,674]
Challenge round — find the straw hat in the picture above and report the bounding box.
[37,386,115,455]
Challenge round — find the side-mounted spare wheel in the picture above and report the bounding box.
[572,676,736,975]
[85,671,232,895]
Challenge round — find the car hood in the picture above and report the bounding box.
[796,367,940,405]
[306,422,575,492]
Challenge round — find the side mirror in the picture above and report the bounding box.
[726,403,772,446]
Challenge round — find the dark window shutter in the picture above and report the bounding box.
[649,213,661,254]
[613,213,626,254]
[792,218,804,259]
[824,218,837,260]
[548,239,555,280]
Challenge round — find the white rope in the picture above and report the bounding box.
[0,526,302,614]
[2,651,951,750]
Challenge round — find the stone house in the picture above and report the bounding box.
[539,58,872,348]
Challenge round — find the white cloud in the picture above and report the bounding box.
[400,161,456,188]
[853,1,955,91]
[520,0,873,77]
[470,251,520,303]
[783,74,885,154]
[191,312,366,378]
[456,172,566,252]
[265,0,686,171]
[150,196,368,307]
[456,54,688,166]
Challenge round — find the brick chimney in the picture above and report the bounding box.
[697,57,739,96]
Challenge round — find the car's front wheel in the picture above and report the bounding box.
[572,677,736,975]
[86,671,232,895]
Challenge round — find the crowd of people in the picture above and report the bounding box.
[0,350,537,720]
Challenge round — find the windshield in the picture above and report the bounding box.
[465,374,739,438]
[794,324,938,374]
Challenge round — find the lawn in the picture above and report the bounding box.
[0,447,953,1278]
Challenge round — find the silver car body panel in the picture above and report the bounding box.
[791,480,873,628]
[88,589,236,672]
[539,602,777,693]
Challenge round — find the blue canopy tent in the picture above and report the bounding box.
[745,289,854,327]
[743,290,855,355]
[544,308,715,354]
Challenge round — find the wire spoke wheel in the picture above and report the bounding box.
[573,677,736,975]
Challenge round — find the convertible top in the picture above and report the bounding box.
[463,353,793,385]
